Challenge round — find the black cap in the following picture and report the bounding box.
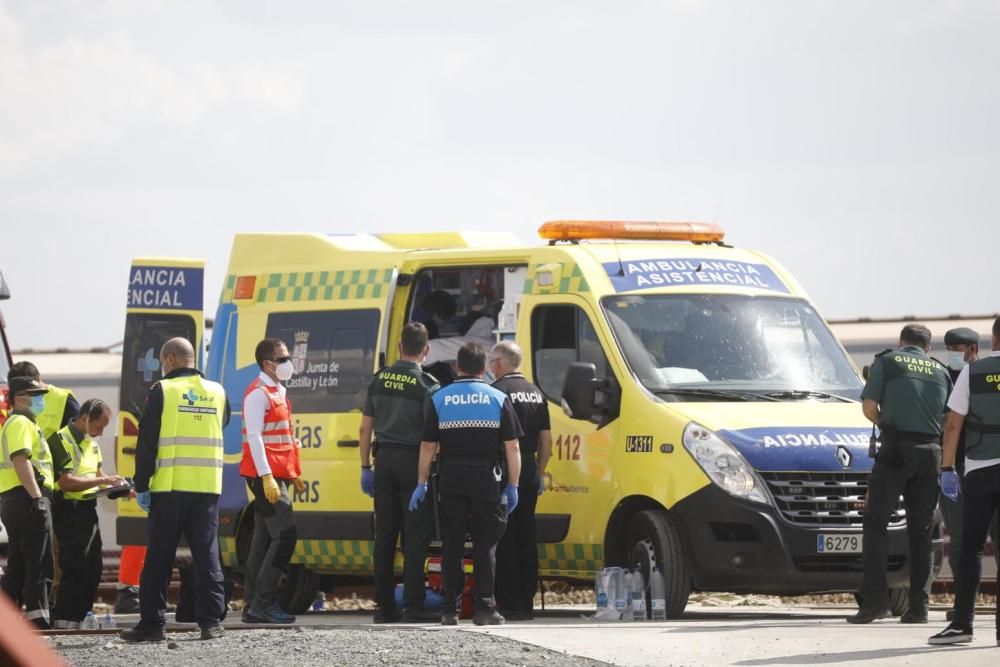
[944,327,979,347]
[7,376,48,398]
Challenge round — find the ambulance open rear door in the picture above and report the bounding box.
[115,258,206,547]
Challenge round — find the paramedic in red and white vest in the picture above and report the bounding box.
[240,338,305,624]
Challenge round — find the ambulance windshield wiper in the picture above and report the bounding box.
[654,388,770,402]
[762,389,855,403]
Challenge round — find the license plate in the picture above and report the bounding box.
[817,534,862,553]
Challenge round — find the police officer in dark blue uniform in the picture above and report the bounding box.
[850,324,951,624]
[409,342,521,626]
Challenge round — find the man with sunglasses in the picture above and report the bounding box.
[239,338,305,624]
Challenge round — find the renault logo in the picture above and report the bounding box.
[836,445,852,469]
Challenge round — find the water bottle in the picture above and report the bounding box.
[650,566,667,621]
[100,612,116,629]
[594,569,610,613]
[81,611,98,630]
[608,567,629,620]
[312,592,326,611]
[630,566,647,621]
[616,569,631,621]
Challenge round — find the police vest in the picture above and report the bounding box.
[36,384,74,440]
[0,413,55,493]
[432,379,507,465]
[57,425,102,501]
[966,356,1000,460]
[150,375,226,494]
[879,349,950,430]
[240,379,299,479]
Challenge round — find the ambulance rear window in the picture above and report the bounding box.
[265,309,379,413]
[120,313,197,415]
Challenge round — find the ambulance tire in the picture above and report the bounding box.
[853,587,909,617]
[278,564,321,615]
[625,510,691,618]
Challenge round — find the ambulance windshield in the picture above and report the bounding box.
[602,294,863,401]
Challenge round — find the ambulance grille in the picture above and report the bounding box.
[760,471,906,527]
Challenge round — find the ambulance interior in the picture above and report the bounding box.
[406,265,526,383]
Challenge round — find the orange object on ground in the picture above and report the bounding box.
[0,594,67,666]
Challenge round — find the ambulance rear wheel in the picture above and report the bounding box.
[625,510,691,618]
[853,587,909,616]
[278,565,321,615]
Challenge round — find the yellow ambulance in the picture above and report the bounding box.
[115,222,924,616]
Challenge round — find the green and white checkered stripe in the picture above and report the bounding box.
[537,543,603,578]
[523,263,590,295]
[220,269,395,304]
[219,535,239,567]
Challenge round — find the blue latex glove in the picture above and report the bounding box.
[940,470,961,502]
[537,475,545,496]
[136,490,152,513]
[408,482,428,511]
[503,484,519,515]
[361,468,375,497]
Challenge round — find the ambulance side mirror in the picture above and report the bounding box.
[561,362,601,420]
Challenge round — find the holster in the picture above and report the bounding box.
[878,426,904,470]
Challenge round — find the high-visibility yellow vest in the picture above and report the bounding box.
[36,384,74,440]
[57,425,103,501]
[150,375,226,494]
[0,413,55,493]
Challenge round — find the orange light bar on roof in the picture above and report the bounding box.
[538,220,726,243]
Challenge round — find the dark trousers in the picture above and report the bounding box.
[939,464,999,598]
[52,497,102,623]
[495,461,539,613]
[953,465,1000,628]
[440,491,506,612]
[244,478,297,613]
[373,446,434,611]
[138,492,224,630]
[861,442,940,612]
[0,487,53,626]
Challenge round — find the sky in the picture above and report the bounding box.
[2,0,998,350]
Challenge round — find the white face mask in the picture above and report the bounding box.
[275,360,295,381]
[944,351,967,372]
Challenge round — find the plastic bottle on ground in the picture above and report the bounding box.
[81,611,98,630]
[619,570,633,621]
[594,569,610,613]
[631,566,647,621]
[100,612,116,629]
[650,566,667,621]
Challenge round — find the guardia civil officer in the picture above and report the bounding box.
[490,341,551,621]
[240,338,305,624]
[411,342,521,626]
[8,361,79,439]
[849,324,951,624]
[929,317,1000,645]
[360,322,440,623]
[49,399,124,628]
[0,377,56,628]
[937,327,999,622]
[120,337,230,642]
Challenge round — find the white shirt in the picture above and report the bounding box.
[947,351,1000,475]
[424,317,496,365]
[243,372,286,477]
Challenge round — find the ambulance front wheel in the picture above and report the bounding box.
[625,509,692,618]
[853,587,909,617]
[278,564,321,615]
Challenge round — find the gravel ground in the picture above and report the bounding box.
[49,627,610,667]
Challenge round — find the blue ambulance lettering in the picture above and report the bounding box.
[604,258,788,293]
[717,427,872,472]
[127,266,204,310]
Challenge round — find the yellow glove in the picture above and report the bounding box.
[292,477,306,494]
[261,474,280,504]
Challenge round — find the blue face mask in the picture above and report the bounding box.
[30,394,46,415]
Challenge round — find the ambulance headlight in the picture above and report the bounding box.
[682,423,770,505]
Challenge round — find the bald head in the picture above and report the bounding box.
[490,340,522,377]
[160,337,195,376]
